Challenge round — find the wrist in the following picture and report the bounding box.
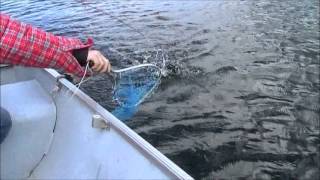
[72,48,89,66]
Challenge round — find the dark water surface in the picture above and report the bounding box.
[2,0,319,179]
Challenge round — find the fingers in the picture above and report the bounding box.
[89,51,101,71]
[100,59,108,73]
[96,55,104,72]
[101,55,111,73]
[87,50,111,73]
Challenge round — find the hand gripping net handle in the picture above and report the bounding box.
[88,60,161,107]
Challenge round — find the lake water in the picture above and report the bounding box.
[1,0,319,179]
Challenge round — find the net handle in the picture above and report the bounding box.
[111,63,160,73]
[89,60,160,74]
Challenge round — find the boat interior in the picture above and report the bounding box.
[0,65,192,179]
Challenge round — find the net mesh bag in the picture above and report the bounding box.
[111,64,161,120]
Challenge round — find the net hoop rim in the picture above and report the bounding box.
[112,63,160,73]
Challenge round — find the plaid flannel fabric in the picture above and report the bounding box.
[0,13,93,77]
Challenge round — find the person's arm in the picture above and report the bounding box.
[0,13,110,77]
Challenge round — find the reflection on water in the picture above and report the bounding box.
[1,0,319,179]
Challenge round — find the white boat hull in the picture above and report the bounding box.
[0,66,193,180]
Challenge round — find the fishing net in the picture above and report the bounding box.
[110,64,161,120]
[112,64,161,106]
[75,0,167,121]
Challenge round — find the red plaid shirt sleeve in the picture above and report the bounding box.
[0,13,93,77]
